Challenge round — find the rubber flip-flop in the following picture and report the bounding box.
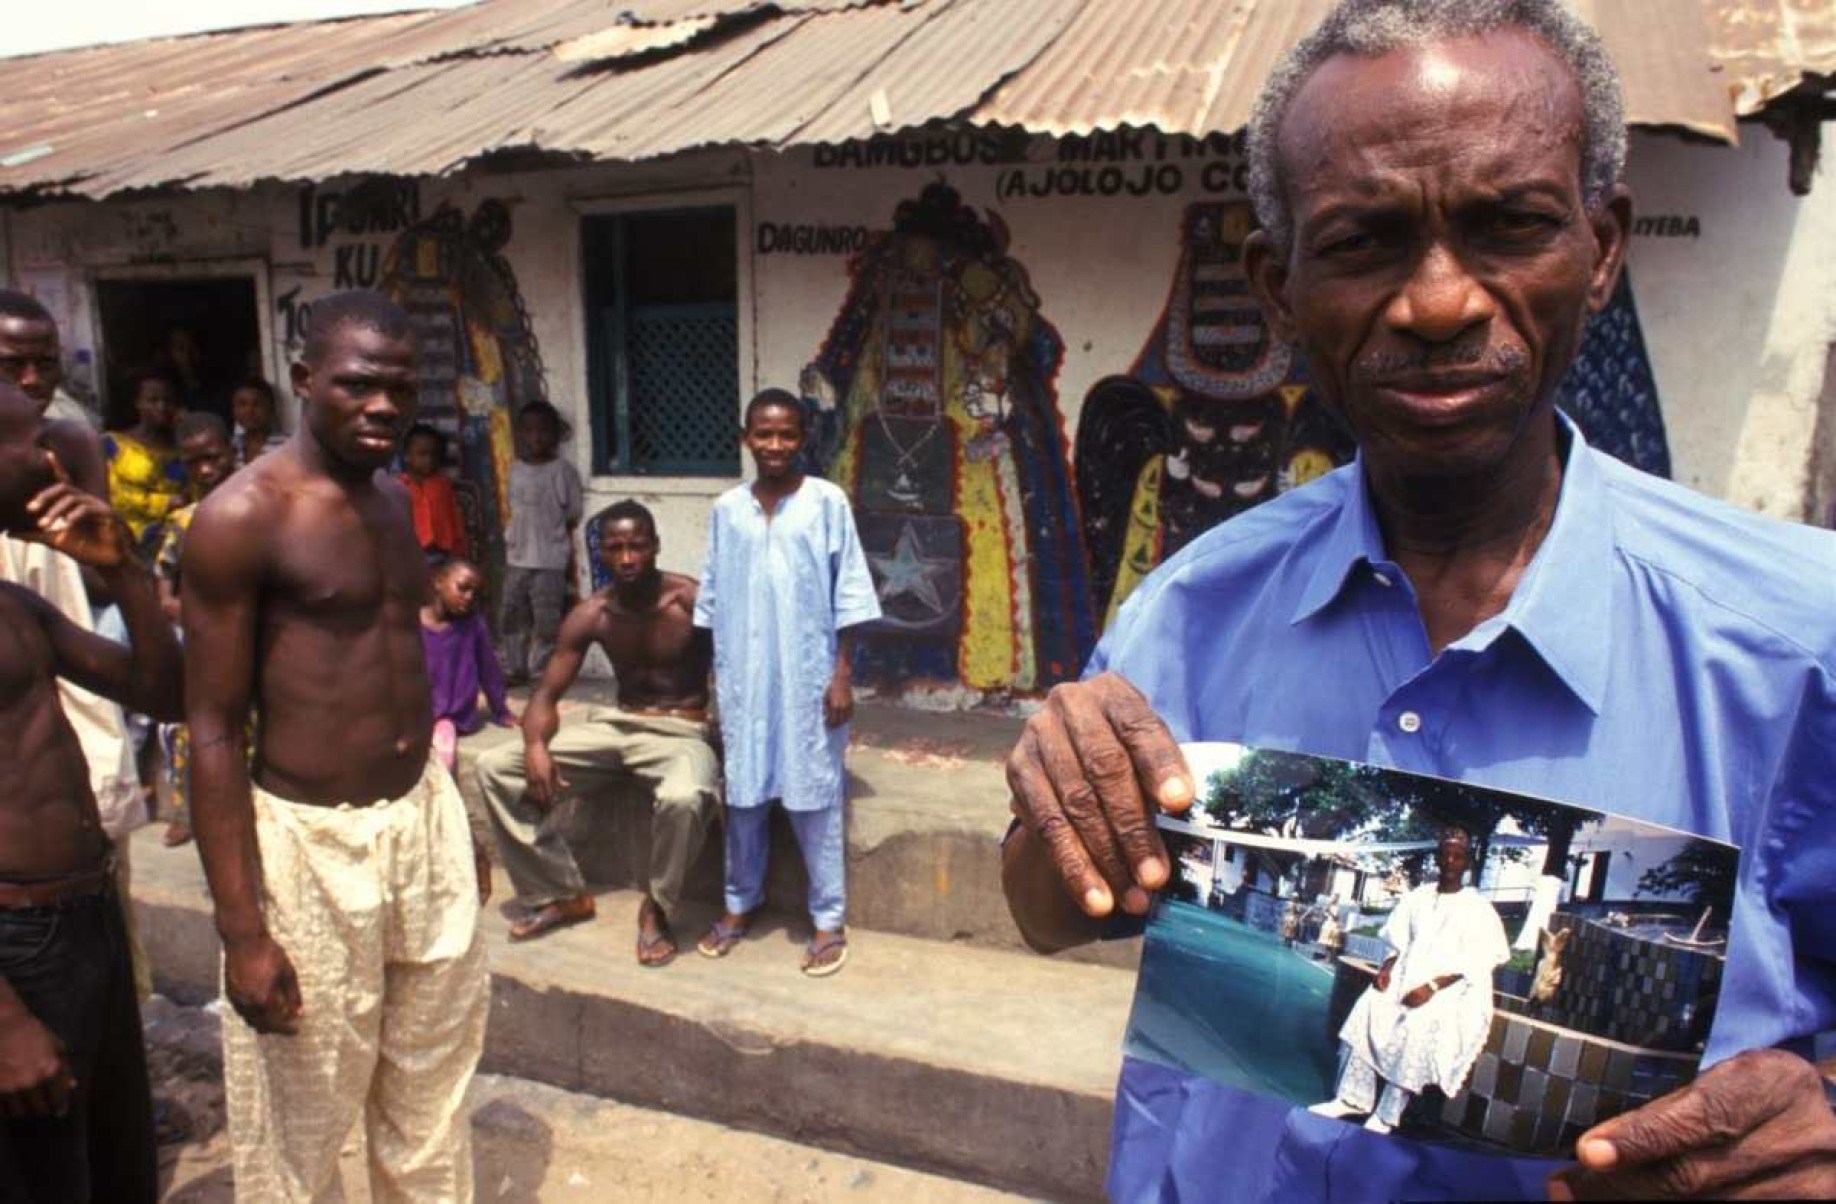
[696,918,749,958]
[801,931,849,978]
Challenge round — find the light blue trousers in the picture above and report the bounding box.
[723,803,846,931]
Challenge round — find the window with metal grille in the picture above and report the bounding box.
[584,207,740,475]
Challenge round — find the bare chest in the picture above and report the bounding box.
[596,603,697,670]
[267,498,427,626]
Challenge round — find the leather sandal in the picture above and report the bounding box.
[509,894,596,942]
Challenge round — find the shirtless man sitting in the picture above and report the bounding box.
[182,291,489,1201]
[477,500,718,967]
[0,379,182,1202]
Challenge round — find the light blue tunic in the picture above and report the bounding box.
[694,477,881,811]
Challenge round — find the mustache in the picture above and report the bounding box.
[1351,343,1529,384]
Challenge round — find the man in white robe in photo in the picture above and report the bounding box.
[1311,827,1510,1133]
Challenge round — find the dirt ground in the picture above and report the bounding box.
[143,997,1024,1203]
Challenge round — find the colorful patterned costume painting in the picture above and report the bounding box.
[1075,201,1356,625]
[381,199,546,599]
[805,183,1095,691]
[1076,202,1671,628]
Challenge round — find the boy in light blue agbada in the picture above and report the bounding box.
[693,389,881,976]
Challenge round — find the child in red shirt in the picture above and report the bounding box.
[399,423,468,561]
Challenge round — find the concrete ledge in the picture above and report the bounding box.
[452,696,1140,970]
[131,830,1130,1200]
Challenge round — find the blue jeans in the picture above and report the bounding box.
[723,804,846,931]
[0,883,155,1203]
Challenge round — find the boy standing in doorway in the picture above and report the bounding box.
[502,401,582,683]
[694,389,880,976]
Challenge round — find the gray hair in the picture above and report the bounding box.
[1245,0,1627,252]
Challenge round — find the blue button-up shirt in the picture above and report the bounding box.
[1091,421,1836,1201]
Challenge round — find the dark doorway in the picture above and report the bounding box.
[94,277,263,428]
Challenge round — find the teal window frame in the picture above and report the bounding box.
[583,206,741,477]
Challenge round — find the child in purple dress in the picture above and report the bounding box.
[420,558,516,773]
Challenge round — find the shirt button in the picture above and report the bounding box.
[1397,711,1422,734]
[1372,571,1393,588]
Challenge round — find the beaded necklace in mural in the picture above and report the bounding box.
[874,408,943,507]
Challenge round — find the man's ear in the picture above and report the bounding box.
[289,359,311,400]
[1243,229,1299,345]
[1586,186,1633,314]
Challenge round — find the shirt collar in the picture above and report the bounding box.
[1290,414,1613,715]
[1290,454,1388,627]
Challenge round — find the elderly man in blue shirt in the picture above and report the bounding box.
[1002,0,1836,1199]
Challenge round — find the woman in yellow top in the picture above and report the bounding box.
[103,368,187,553]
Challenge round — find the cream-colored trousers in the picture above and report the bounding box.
[223,760,488,1203]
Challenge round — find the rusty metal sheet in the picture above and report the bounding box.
[552,17,718,63]
[984,0,1309,137]
[621,0,893,21]
[1579,0,1735,140]
[0,0,1827,200]
[1708,0,1836,112]
[988,0,1745,142]
[776,0,1086,145]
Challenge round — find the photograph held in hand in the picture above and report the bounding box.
[1127,742,1737,1160]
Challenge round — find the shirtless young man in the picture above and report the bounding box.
[0,379,182,1202]
[477,500,718,966]
[182,291,488,1202]
[0,291,106,499]
[0,292,138,817]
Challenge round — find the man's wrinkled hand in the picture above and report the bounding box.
[0,1007,74,1118]
[1547,1048,1836,1199]
[1401,984,1433,1008]
[522,744,567,812]
[1005,671,1194,918]
[223,933,303,1036]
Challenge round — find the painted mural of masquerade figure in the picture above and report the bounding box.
[1077,203,1669,629]
[805,182,1095,692]
[1076,201,1357,627]
[382,198,547,601]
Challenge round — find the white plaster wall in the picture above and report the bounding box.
[1623,129,1836,518]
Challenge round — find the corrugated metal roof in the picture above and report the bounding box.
[0,0,1826,200]
[1708,0,1836,111]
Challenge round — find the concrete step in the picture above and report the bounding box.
[452,693,1139,971]
[145,997,1031,1203]
[130,829,1133,1201]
